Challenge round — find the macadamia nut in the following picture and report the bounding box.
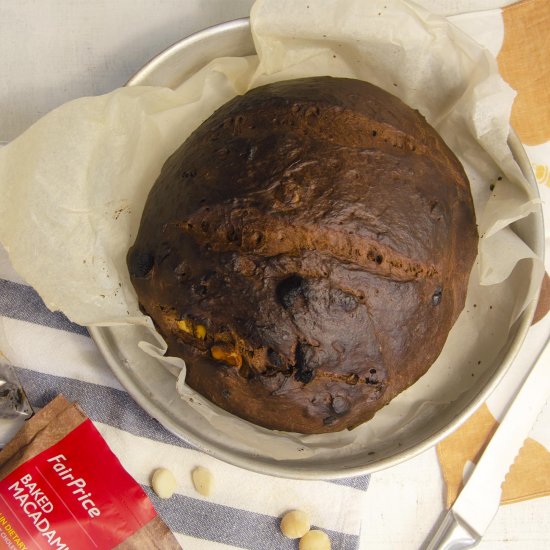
[151,467,177,499]
[192,466,213,496]
[299,529,331,550]
[280,510,311,539]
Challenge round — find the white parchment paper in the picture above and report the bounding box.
[0,0,543,459]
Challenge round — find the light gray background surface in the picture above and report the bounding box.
[0,0,254,143]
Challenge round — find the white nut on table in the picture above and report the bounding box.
[151,467,177,499]
[299,529,331,550]
[280,509,311,539]
[192,466,213,496]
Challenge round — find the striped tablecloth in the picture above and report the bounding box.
[0,245,368,549]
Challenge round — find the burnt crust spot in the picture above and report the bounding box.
[276,275,307,309]
[128,249,154,278]
[432,287,443,306]
[294,343,315,384]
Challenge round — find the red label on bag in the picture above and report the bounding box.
[0,419,156,549]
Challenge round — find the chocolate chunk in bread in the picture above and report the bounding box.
[128,76,478,434]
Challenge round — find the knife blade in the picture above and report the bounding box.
[424,335,550,550]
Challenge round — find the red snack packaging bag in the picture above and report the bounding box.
[0,395,180,549]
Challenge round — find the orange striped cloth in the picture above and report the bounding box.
[437,0,550,508]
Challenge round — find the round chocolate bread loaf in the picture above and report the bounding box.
[128,76,478,434]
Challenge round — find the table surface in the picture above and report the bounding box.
[2,1,550,549]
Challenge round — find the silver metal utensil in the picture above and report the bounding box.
[425,335,550,549]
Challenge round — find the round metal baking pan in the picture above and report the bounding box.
[89,18,544,479]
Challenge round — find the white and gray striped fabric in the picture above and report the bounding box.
[0,246,368,549]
